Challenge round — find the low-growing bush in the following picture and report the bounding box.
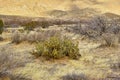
[32,37,81,59]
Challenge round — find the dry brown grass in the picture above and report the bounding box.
[0,48,26,80]
[0,42,33,80]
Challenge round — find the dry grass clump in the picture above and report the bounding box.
[11,30,61,43]
[110,62,120,71]
[11,31,21,44]
[101,33,119,47]
[62,73,88,80]
[0,47,29,80]
[110,58,120,71]
[32,36,81,60]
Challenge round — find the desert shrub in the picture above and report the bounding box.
[27,31,37,42]
[39,21,50,28]
[23,21,38,31]
[32,37,80,59]
[80,16,109,38]
[26,30,60,42]
[11,31,21,44]
[90,16,108,33]
[11,31,37,43]
[20,32,27,42]
[105,19,120,35]
[62,73,88,80]
[67,16,109,38]
[0,19,4,34]
[102,33,119,47]
[68,15,120,44]
[91,17,120,35]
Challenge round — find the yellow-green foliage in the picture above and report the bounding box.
[0,19,4,34]
[33,37,81,59]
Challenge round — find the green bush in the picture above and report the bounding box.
[0,19,4,34]
[32,37,81,59]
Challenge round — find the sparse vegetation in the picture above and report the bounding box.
[32,37,80,59]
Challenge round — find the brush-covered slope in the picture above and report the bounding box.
[0,0,120,18]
